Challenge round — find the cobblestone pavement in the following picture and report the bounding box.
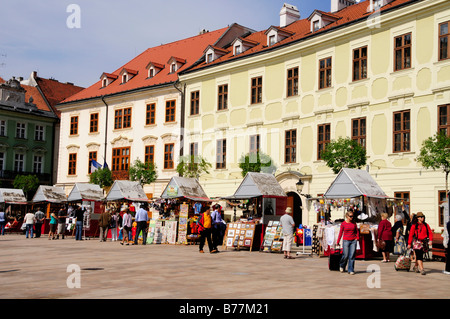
[1,234,449,300]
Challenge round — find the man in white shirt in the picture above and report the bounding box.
[134,204,149,245]
[280,207,295,259]
[24,211,36,239]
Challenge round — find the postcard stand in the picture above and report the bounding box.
[223,222,257,251]
[261,220,283,253]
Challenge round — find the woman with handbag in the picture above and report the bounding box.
[407,212,433,275]
[378,212,393,262]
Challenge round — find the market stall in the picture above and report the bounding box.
[67,183,105,238]
[223,172,288,251]
[0,188,29,233]
[105,180,150,240]
[31,185,67,234]
[153,176,212,245]
[312,168,405,260]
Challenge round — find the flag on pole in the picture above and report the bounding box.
[103,160,109,170]
[91,159,102,172]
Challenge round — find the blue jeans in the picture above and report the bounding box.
[340,239,357,273]
[75,221,83,240]
[26,224,34,238]
[0,222,5,235]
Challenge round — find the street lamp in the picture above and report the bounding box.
[296,179,304,193]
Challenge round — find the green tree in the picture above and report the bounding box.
[238,152,276,177]
[128,159,158,186]
[177,155,211,178]
[322,137,367,174]
[417,131,450,204]
[13,174,40,200]
[89,167,114,188]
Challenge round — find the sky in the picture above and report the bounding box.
[0,0,348,88]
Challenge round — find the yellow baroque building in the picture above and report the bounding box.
[179,0,450,231]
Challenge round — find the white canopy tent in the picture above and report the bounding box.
[32,185,67,203]
[67,183,104,202]
[161,176,211,202]
[227,172,287,199]
[0,188,28,204]
[106,180,149,202]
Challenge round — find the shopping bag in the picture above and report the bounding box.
[393,236,406,255]
[394,249,411,271]
[328,248,342,271]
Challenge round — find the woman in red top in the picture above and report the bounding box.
[337,211,359,275]
[378,212,394,262]
[407,212,433,275]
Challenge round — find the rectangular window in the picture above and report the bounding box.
[439,190,447,227]
[318,123,331,160]
[0,152,4,170]
[68,153,77,175]
[251,77,262,104]
[218,84,228,110]
[394,33,412,71]
[269,35,276,46]
[190,142,198,156]
[88,151,97,174]
[438,104,450,136]
[16,122,26,139]
[90,113,99,133]
[164,143,174,169]
[393,110,411,153]
[439,21,449,61]
[14,153,24,172]
[114,107,132,129]
[70,116,78,135]
[285,130,296,164]
[165,100,176,123]
[353,46,368,81]
[394,192,411,219]
[0,120,5,136]
[216,139,226,169]
[35,125,44,141]
[33,155,43,174]
[145,145,155,164]
[352,117,366,148]
[112,147,130,171]
[146,103,156,125]
[250,135,260,155]
[319,57,332,89]
[190,91,200,115]
[287,67,299,97]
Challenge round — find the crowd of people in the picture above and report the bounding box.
[0,203,449,276]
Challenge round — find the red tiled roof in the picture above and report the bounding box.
[0,76,4,84]
[61,27,229,104]
[184,0,417,73]
[23,85,52,113]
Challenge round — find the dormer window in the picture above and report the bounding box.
[231,37,258,56]
[100,72,118,88]
[204,45,228,64]
[167,56,186,73]
[264,26,294,47]
[118,68,138,84]
[146,61,164,79]
[308,10,340,33]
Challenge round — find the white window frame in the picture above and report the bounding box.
[35,125,45,141]
[33,155,43,174]
[0,120,6,136]
[14,153,25,172]
[16,122,26,139]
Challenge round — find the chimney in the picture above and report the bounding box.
[331,0,356,13]
[280,3,300,28]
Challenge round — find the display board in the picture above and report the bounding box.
[165,220,178,244]
[223,221,257,251]
[261,220,283,253]
[153,220,163,244]
[177,203,189,244]
[147,220,156,244]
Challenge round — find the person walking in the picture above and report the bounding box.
[211,204,225,252]
[0,208,6,236]
[74,205,84,241]
[56,208,67,239]
[198,206,214,253]
[23,210,36,239]
[444,219,450,275]
[134,204,149,245]
[110,210,118,242]
[48,210,58,240]
[120,207,132,246]
[378,212,394,262]
[407,212,433,275]
[98,208,111,242]
[280,207,296,259]
[337,211,359,275]
[34,207,45,238]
